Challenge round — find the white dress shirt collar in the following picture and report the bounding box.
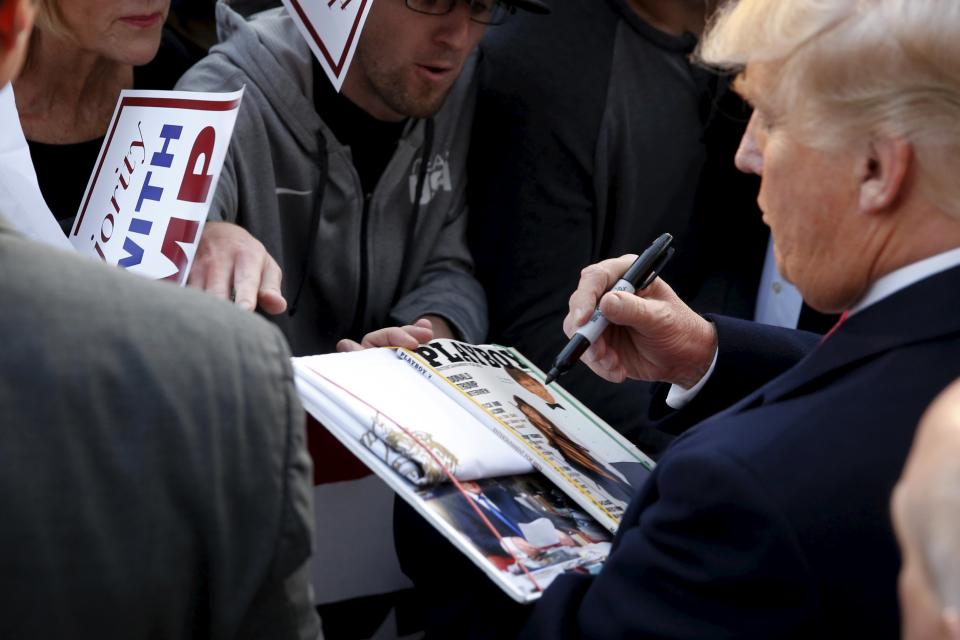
[850,247,960,316]
[667,246,960,410]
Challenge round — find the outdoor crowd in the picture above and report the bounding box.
[1,0,959,638]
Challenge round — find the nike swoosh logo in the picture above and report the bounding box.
[275,187,314,196]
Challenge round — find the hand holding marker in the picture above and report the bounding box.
[544,233,675,385]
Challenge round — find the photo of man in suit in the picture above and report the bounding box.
[423,477,577,564]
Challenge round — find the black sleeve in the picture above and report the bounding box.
[651,315,819,434]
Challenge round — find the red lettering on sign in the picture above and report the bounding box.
[160,217,200,284]
[177,126,216,203]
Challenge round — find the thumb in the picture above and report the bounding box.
[599,291,662,333]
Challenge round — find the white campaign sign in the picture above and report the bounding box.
[281,0,375,91]
[70,89,243,284]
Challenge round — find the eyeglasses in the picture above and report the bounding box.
[404,0,515,25]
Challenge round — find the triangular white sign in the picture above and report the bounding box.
[281,0,375,92]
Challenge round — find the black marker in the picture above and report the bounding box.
[544,233,674,385]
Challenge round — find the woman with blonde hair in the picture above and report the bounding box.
[13,0,198,229]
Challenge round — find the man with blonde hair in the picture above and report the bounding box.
[517,0,960,637]
[894,380,960,640]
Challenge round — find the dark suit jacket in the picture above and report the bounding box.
[522,264,960,639]
[0,222,320,639]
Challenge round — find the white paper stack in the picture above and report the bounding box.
[294,349,533,485]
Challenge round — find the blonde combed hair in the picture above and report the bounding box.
[697,0,960,217]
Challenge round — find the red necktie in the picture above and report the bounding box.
[820,310,850,343]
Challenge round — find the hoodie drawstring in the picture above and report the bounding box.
[288,117,433,318]
[288,131,328,317]
[400,117,434,287]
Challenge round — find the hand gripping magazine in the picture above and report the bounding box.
[293,339,655,602]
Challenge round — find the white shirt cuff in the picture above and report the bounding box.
[665,347,719,410]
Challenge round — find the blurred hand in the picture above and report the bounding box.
[187,221,287,314]
[563,254,717,388]
[336,318,435,352]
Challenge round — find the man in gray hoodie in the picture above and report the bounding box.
[177,0,548,357]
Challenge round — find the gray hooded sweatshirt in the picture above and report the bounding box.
[176,4,487,355]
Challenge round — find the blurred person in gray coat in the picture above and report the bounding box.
[0,1,320,637]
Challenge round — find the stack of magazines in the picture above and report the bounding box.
[293,339,655,602]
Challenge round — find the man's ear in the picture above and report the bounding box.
[858,136,912,214]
